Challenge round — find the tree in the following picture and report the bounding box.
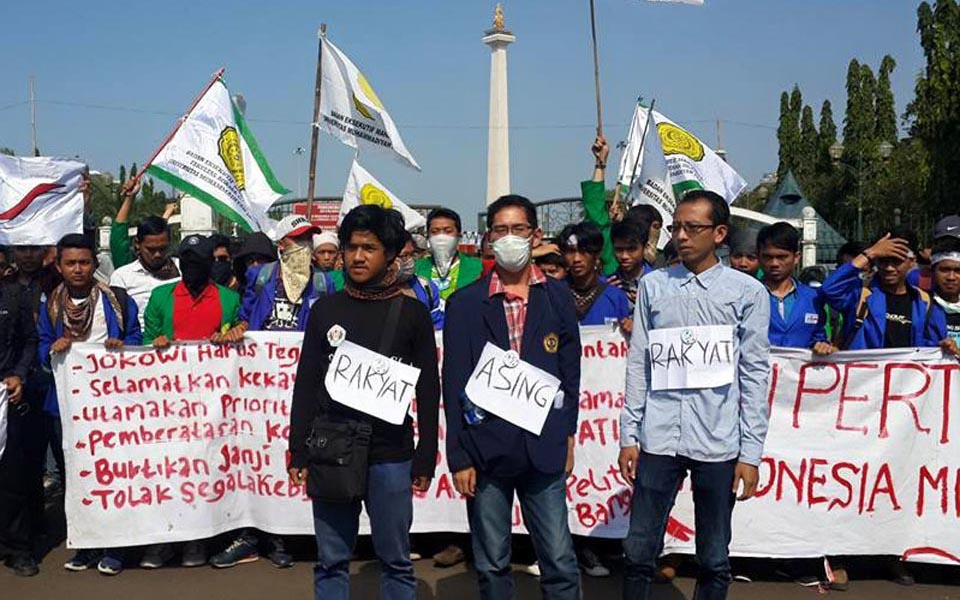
[0,147,14,156]
[798,105,819,182]
[875,55,898,146]
[817,100,838,171]
[906,0,960,215]
[776,86,803,182]
[842,59,866,160]
[858,64,878,159]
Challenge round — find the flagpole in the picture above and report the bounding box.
[135,67,225,182]
[610,99,656,218]
[627,98,657,191]
[306,23,327,220]
[589,0,603,137]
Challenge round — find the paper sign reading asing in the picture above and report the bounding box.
[648,325,735,390]
[464,342,561,435]
[324,340,421,425]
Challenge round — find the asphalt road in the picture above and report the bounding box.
[7,542,960,600]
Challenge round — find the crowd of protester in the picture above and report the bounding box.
[0,140,959,600]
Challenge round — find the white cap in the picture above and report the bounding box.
[272,214,321,243]
[313,232,339,249]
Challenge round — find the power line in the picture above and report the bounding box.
[34,98,777,132]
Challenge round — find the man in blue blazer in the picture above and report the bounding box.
[444,195,581,600]
[757,222,835,353]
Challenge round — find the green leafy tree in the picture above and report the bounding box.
[798,105,819,182]
[776,86,803,181]
[906,0,960,215]
[875,55,898,146]
[0,147,14,156]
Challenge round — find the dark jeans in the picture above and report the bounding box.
[311,460,414,600]
[0,404,45,557]
[468,470,579,600]
[623,453,736,600]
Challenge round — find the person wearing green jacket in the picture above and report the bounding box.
[414,208,483,300]
[580,136,619,276]
[109,177,178,270]
[138,234,243,571]
[142,235,242,347]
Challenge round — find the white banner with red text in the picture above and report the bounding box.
[55,330,960,564]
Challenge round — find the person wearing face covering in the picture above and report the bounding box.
[443,195,582,600]
[289,205,440,600]
[236,215,335,333]
[398,231,443,329]
[415,208,483,300]
[137,234,243,570]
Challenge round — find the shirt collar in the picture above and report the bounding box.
[488,265,547,298]
[676,260,724,289]
[174,281,217,300]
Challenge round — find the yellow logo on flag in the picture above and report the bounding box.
[658,122,704,161]
[218,126,245,190]
[352,73,384,121]
[359,183,393,209]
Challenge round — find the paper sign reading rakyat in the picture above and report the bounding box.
[464,342,561,435]
[324,340,421,425]
[647,325,735,391]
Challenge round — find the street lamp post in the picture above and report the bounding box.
[829,140,894,241]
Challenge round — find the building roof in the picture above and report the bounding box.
[762,171,847,263]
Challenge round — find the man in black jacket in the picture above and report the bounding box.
[0,281,41,576]
[289,205,440,600]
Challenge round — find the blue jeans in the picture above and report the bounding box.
[622,453,736,600]
[468,470,579,600]
[311,460,415,600]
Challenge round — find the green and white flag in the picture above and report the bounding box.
[146,74,288,232]
[618,105,747,205]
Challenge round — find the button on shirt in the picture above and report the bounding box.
[621,262,771,465]
[771,281,798,321]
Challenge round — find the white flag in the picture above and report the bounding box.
[643,0,704,5]
[146,75,288,233]
[0,155,84,245]
[339,160,425,231]
[618,105,747,205]
[318,35,420,171]
[622,106,675,249]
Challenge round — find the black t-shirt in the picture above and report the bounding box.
[884,292,913,348]
[289,292,440,478]
[946,311,960,345]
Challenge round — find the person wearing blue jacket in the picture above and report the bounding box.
[757,222,834,353]
[237,215,335,333]
[559,221,632,331]
[398,232,444,330]
[444,195,581,600]
[38,234,141,576]
[821,227,955,353]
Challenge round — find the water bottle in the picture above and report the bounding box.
[461,390,487,425]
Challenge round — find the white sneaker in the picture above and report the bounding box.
[522,562,541,577]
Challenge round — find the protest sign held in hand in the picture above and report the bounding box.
[648,325,735,390]
[464,342,561,435]
[324,340,421,425]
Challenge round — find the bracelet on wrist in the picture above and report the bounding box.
[595,161,606,169]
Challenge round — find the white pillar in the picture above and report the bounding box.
[180,194,216,238]
[483,29,515,206]
[801,206,818,268]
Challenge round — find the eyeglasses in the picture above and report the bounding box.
[489,224,533,236]
[666,223,716,235]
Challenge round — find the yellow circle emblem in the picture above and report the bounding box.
[217,126,245,190]
[352,73,385,121]
[359,183,393,209]
[658,122,704,161]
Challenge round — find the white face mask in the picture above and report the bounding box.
[429,234,459,277]
[491,235,532,273]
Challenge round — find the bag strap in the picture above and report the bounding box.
[255,263,277,296]
[109,285,130,339]
[378,296,404,355]
[312,270,329,296]
[918,288,935,341]
[840,287,872,350]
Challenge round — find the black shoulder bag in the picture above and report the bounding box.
[304,296,404,503]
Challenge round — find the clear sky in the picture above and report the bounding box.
[0,0,925,227]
